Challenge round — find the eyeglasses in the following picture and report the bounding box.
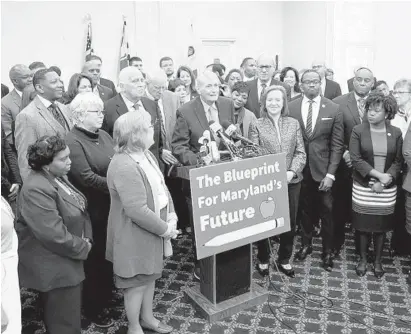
[257,65,272,71]
[301,80,321,85]
[392,91,411,95]
[355,77,373,83]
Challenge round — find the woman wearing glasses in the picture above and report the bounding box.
[65,92,115,327]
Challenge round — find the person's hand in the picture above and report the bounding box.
[379,173,392,185]
[319,176,334,192]
[8,184,20,201]
[83,238,92,252]
[160,224,179,239]
[372,182,384,193]
[161,149,179,165]
[343,151,352,168]
[286,171,295,183]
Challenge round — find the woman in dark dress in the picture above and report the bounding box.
[349,92,403,278]
[65,92,115,327]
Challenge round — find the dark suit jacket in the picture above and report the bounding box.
[97,84,115,102]
[324,79,342,100]
[171,96,235,166]
[1,83,9,98]
[402,123,411,192]
[333,91,363,150]
[347,77,355,92]
[100,77,117,96]
[244,78,291,118]
[1,126,21,197]
[1,89,22,144]
[102,94,163,165]
[16,170,92,292]
[349,122,403,188]
[289,96,344,182]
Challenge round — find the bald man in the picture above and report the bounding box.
[1,64,33,146]
[102,67,163,167]
[244,54,291,118]
[312,60,342,100]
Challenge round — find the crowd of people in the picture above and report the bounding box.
[1,52,411,334]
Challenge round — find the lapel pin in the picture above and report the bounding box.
[322,104,325,108]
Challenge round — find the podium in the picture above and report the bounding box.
[175,164,270,322]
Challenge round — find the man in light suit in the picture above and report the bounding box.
[82,60,115,102]
[289,69,344,271]
[171,71,235,279]
[244,54,291,118]
[332,67,375,257]
[145,70,190,231]
[402,123,411,284]
[102,67,163,166]
[312,60,342,100]
[15,69,72,181]
[1,64,33,147]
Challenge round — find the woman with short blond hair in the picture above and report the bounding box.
[107,111,178,334]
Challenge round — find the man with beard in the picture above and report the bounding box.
[15,68,72,181]
[332,67,375,257]
[289,69,343,272]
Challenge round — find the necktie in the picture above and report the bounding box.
[260,83,267,103]
[48,103,67,130]
[133,102,140,111]
[306,100,314,137]
[156,101,167,147]
[358,98,365,120]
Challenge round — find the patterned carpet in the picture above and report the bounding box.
[22,230,411,334]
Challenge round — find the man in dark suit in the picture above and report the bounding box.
[85,54,117,94]
[1,84,9,98]
[312,60,342,100]
[244,54,291,118]
[289,69,344,271]
[172,71,235,279]
[332,67,375,256]
[82,60,115,102]
[102,67,162,166]
[1,64,33,146]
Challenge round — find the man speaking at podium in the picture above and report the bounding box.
[171,70,234,279]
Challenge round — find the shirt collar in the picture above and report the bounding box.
[257,79,270,88]
[14,89,23,98]
[121,93,140,109]
[200,97,217,113]
[302,94,321,104]
[37,94,53,109]
[354,92,368,103]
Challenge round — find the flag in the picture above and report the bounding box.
[186,20,198,78]
[85,21,93,60]
[119,18,130,72]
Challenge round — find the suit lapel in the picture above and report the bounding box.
[35,97,63,134]
[116,94,129,117]
[194,98,209,132]
[311,98,327,138]
[11,89,21,109]
[347,92,361,125]
[385,123,396,170]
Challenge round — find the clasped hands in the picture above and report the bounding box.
[160,217,180,239]
[372,173,392,193]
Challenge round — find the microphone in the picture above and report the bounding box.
[208,120,238,160]
[221,120,257,146]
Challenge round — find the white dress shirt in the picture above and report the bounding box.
[321,79,327,97]
[121,93,147,113]
[354,92,368,123]
[37,94,52,109]
[14,89,22,98]
[391,111,410,138]
[301,95,321,129]
[145,90,166,126]
[200,98,219,124]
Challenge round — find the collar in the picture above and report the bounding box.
[257,78,270,87]
[37,94,53,109]
[200,97,217,112]
[302,94,321,104]
[121,93,141,109]
[14,89,23,98]
[354,92,368,103]
[74,125,99,141]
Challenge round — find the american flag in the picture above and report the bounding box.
[85,21,93,59]
[119,19,130,72]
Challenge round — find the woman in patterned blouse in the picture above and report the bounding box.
[249,85,307,278]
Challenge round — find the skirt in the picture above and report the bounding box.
[352,181,397,233]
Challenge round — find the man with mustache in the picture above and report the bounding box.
[15,68,72,181]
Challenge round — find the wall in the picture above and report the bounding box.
[1,1,284,87]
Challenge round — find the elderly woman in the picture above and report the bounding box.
[61,73,95,105]
[280,66,301,100]
[349,92,403,278]
[249,85,306,277]
[65,92,114,327]
[176,65,198,103]
[107,111,178,334]
[16,135,92,334]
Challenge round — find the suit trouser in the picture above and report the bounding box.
[300,172,334,254]
[182,179,197,262]
[165,174,190,230]
[404,191,411,237]
[332,163,352,251]
[257,182,301,264]
[41,283,82,334]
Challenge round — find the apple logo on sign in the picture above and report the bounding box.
[259,197,275,219]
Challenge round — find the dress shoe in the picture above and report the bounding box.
[193,264,200,281]
[355,261,367,277]
[256,263,269,277]
[295,245,313,261]
[322,254,333,272]
[277,262,295,278]
[140,319,173,334]
[373,263,385,279]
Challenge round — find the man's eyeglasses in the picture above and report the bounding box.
[302,80,321,85]
[392,91,411,95]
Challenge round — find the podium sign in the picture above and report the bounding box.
[190,153,290,260]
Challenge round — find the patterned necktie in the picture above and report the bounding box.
[48,103,67,130]
[306,100,314,137]
[358,98,365,120]
[133,102,140,111]
[156,101,167,147]
[260,83,267,103]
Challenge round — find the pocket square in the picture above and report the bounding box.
[321,117,332,120]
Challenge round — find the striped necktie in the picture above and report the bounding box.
[48,103,67,130]
[156,100,167,146]
[306,100,314,137]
